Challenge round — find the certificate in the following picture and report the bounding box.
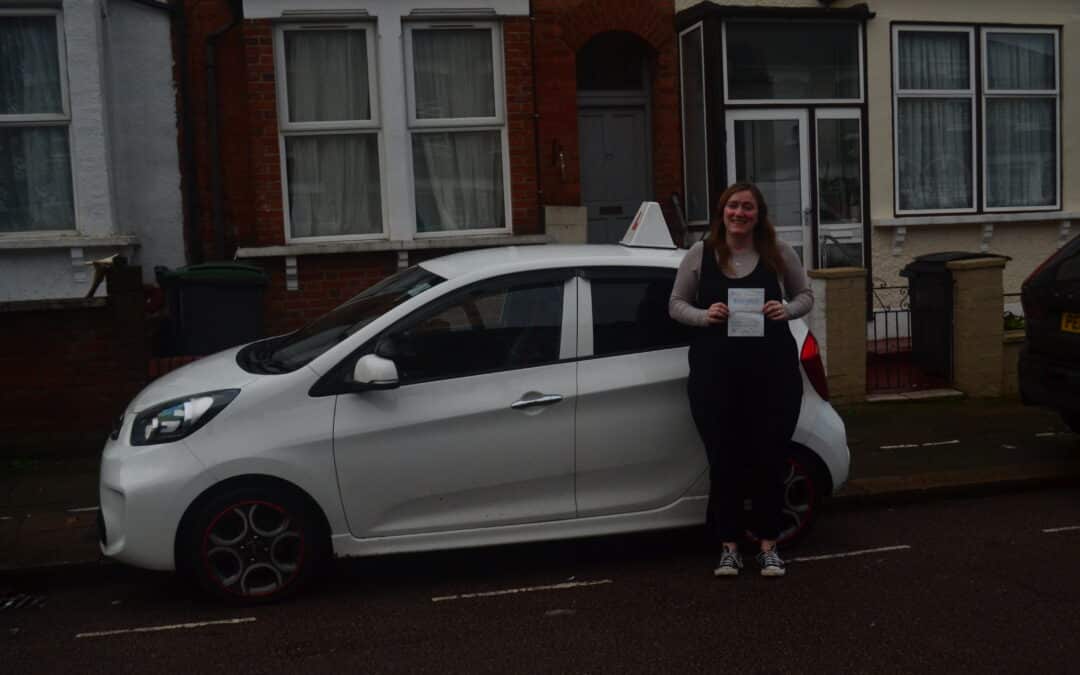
[727,288,765,338]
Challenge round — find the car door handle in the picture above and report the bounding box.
[510,394,563,410]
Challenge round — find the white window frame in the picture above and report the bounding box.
[980,26,1061,213]
[0,9,75,234]
[815,108,864,267]
[892,25,978,215]
[678,22,709,226]
[274,22,388,243]
[403,21,512,238]
[721,19,864,105]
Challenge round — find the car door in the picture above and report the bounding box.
[574,267,707,517]
[333,270,578,538]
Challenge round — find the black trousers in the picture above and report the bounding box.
[687,346,802,543]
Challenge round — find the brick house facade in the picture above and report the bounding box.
[182,0,682,335]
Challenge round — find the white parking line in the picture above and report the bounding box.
[66,506,100,514]
[432,579,613,603]
[76,617,256,639]
[880,440,959,450]
[790,545,912,563]
[1036,432,1058,438]
[1042,525,1080,534]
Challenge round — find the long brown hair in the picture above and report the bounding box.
[706,182,786,276]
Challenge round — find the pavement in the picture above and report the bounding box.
[1,394,1078,574]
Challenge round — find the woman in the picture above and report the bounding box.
[669,182,813,577]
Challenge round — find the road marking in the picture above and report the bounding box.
[791,545,911,563]
[66,506,100,514]
[1036,432,1058,438]
[0,516,11,521]
[76,617,256,639]
[1043,525,1080,534]
[880,440,959,450]
[432,579,613,603]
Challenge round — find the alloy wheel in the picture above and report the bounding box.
[201,501,305,598]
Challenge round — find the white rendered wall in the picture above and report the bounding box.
[104,0,186,280]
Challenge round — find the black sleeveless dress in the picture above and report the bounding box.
[686,241,803,542]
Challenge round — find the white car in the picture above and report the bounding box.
[99,209,849,601]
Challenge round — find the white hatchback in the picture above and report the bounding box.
[99,218,849,602]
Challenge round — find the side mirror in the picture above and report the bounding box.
[349,353,400,391]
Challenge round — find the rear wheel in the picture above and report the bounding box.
[746,446,830,547]
[178,481,329,603]
[1062,412,1080,434]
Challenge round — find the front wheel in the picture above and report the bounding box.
[178,482,328,603]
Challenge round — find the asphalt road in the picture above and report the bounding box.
[3,488,1080,674]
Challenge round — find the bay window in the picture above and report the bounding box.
[893,24,1060,215]
[0,11,74,233]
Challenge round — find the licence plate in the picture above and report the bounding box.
[1063,312,1080,334]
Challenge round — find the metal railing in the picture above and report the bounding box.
[866,284,912,392]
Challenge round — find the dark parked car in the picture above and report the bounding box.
[1019,234,1080,432]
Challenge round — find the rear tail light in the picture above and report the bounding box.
[800,331,829,401]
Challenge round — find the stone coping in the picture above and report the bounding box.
[1004,329,1026,344]
[808,267,866,280]
[0,297,107,313]
[237,234,551,259]
[946,257,1009,271]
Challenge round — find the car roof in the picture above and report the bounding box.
[419,244,687,281]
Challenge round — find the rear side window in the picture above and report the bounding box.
[589,268,690,357]
[1057,252,1080,282]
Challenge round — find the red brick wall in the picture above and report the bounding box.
[180,0,257,261]
[533,0,682,223]
[0,269,149,458]
[241,19,285,248]
[253,253,399,336]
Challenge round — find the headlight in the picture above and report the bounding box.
[131,390,239,446]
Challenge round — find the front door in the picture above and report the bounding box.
[579,107,651,244]
[333,272,578,538]
[726,110,811,264]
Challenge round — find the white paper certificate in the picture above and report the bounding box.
[727,288,765,338]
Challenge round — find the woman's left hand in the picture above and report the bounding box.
[763,300,788,321]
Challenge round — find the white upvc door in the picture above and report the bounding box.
[725,109,811,266]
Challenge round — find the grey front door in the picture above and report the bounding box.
[579,107,650,244]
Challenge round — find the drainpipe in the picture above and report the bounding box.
[205,0,243,261]
[528,0,545,233]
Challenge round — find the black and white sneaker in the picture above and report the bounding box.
[713,548,743,577]
[757,548,786,577]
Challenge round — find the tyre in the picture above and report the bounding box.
[1061,411,1080,434]
[746,445,830,547]
[177,480,329,603]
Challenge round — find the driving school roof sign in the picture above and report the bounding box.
[620,202,676,249]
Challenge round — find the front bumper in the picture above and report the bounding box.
[1019,347,1080,414]
[99,415,212,571]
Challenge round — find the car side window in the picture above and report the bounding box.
[380,275,566,383]
[589,268,690,357]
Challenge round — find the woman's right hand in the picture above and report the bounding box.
[706,302,729,325]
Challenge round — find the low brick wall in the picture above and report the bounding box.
[0,268,149,458]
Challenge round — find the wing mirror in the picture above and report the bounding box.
[348,353,400,391]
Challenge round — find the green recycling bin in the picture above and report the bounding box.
[157,263,269,356]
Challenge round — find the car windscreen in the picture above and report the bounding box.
[238,266,446,374]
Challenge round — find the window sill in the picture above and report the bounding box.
[0,234,140,250]
[873,211,1079,228]
[235,234,551,259]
